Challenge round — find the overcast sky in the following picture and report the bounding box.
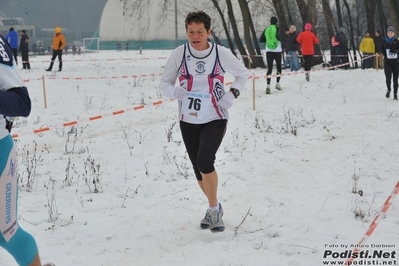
[1,0,108,35]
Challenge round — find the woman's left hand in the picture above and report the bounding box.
[217,91,235,109]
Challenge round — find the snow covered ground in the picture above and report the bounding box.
[0,50,398,266]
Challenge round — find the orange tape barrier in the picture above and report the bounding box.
[23,56,169,64]
[23,73,164,83]
[11,99,173,139]
[257,54,376,79]
[23,73,245,85]
[345,181,399,265]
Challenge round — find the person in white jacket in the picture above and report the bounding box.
[0,34,53,266]
[159,11,249,232]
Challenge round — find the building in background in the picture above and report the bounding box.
[0,15,81,54]
[98,1,187,50]
[97,0,244,51]
[0,17,35,39]
[1,1,243,52]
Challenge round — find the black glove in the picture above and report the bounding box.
[390,48,397,54]
[4,116,12,132]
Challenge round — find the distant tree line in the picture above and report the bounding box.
[123,0,399,69]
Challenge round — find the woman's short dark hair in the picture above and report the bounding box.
[185,11,211,31]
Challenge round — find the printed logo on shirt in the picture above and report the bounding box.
[195,61,206,74]
[213,82,224,101]
[5,182,12,224]
[0,37,13,67]
[8,159,16,178]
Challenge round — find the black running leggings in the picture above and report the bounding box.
[384,61,399,95]
[266,52,282,85]
[303,55,313,71]
[180,120,227,181]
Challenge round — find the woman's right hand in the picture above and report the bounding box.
[172,86,187,100]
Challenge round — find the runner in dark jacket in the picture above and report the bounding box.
[382,26,399,100]
[331,27,349,69]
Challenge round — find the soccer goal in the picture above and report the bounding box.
[82,38,100,53]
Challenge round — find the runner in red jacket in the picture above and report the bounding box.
[296,23,319,81]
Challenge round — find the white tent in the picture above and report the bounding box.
[98,0,248,42]
[98,0,187,42]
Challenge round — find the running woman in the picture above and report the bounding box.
[382,26,399,100]
[159,11,249,232]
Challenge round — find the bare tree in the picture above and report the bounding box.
[210,0,236,55]
[271,0,288,28]
[283,0,294,24]
[224,0,250,67]
[363,0,376,34]
[335,0,343,27]
[342,0,360,68]
[238,0,265,68]
[387,0,399,32]
[375,0,387,33]
[306,0,317,29]
[295,0,307,23]
[321,0,335,52]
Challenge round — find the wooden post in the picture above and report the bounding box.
[42,75,47,109]
[252,73,255,110]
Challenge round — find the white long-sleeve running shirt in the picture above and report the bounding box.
[159,42,249,124]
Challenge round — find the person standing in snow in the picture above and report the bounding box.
[5,27,18,65]
[286,25,300,72]
[45,27,66,72]
[374,30,384,69]
[259,16,283,94]
[296,23,319,81]
[0,33,49,266]
[382,26,399,100]
[281,26,290,70]
[331,27,349,69]
[159,11,249,232]
[359,30,375,69]
[19,29,30,70]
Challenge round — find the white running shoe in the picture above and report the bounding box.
[209,203,225,232]
[200,203,224,230]
[266,85,271,94]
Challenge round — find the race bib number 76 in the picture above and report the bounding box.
[181,92,211,120]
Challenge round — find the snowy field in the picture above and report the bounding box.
[0,49,398,266]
